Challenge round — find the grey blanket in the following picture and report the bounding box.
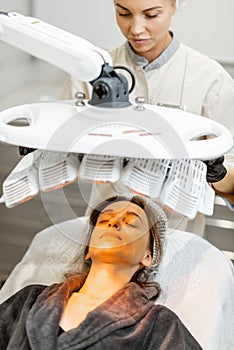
[0,275,202,349]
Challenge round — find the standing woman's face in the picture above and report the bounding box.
[114,0,176,62]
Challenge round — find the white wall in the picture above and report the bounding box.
[171,0,234,64]
[0,0,68,108]
[0,0,32,96]
[33,0,124,50]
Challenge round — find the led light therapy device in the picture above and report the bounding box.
[0,12,233,218]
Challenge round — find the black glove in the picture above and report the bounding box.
[204,156,227,183]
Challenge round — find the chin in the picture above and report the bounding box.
[89,245,130,263]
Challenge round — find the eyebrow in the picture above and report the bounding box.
[101,208,143,222]
[115,3,162,12]
[126,211,143,222]
[101,209,113,214]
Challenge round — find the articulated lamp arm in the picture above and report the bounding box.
[0,11,134,106]
[0,11,111,82]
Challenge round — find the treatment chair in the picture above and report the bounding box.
[0,216,233,350]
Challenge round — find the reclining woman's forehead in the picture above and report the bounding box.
[99,201,148,223]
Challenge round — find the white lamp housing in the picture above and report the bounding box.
[39,151,79,192]
[2,151,40,208]
[160,159,211,219]
[79,154,123,183]
[121,158,170,198]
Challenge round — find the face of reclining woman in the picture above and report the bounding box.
[87,200,153,269]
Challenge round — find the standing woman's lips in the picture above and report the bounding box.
[131,38,149,45]
[100,232,122,240]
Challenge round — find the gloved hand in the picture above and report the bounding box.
[204,156,227,183]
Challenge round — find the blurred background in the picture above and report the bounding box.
[0,0,233,282]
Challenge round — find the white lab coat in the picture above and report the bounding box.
[61,39,234,234]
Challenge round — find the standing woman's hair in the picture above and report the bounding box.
[175,0,186,9]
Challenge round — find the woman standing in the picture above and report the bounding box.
[62,0,234,234]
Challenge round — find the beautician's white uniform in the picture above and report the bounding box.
[62,35,234,234]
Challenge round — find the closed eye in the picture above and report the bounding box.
[145,14,159,18]
[118,13,158,19]
[98,220,109,224]
[127,223,137,227]
[118,13,131,17]
[124,220,139,228]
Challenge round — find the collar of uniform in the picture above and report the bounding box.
[126,32,180,71]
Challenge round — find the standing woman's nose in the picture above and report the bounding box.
[130,15,145,36]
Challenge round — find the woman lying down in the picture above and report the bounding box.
[0,195,202,349]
